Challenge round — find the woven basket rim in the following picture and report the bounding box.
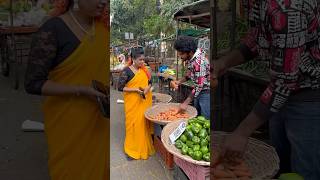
[213,131,280,179]
[145,103,197,125]
[152,92,172,104]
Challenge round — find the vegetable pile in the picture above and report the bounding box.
[152,108,189,121]
[174,116,210,162]
[213,151,252,180]
[163,69,176,76]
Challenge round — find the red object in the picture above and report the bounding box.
[174,156,210,180]
[154,136,174,169]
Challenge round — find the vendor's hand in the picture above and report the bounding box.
[220,132,248,165]
[178,102,188,113]
[170,80,179,91]
[213,58,227,78]
[211,60,226,89]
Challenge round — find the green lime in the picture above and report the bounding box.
[203,153,210,162]
[200,146,209,154]
[181,146,188,155]
[279,173,304,180]
[180,134,187,143]
[193,151,203,161]
[192,136,201,144]
[193,144,200,152]
[200,139,208,147]
[198,129,208,139]
[186,140,194,148]
[175,140,183,149]
[197,116,206,121]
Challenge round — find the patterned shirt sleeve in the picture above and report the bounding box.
[118,69,129,92]
[25,24,57,95]
[192,50,210,97]
[118,67,134,91]
[25,17,80,95]
[251,0,320,120]
[238,0,269,61]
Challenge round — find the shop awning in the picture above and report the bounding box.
[173,0,210,28]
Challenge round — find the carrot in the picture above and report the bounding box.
[154,108,189,121]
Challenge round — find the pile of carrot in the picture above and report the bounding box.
[151,108,189,121]
[213,151,252,180]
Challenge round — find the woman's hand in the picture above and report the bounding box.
[122,87,143,94]
[78,86,106,99]
[41,81,106,98]
[135,88,144,94]
[143,86,151,95]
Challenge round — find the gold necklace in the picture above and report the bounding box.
[69,11,95,40]
[130,65,139,74]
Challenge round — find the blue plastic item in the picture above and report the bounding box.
[159,65,168,73]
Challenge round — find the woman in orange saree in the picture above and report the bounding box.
[118,47,155,160]
[25,0,109,179]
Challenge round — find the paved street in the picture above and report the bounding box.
[0,72,174,180]
[0,74,49,180]
[110,88,173,180]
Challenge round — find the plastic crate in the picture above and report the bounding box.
[174,156,210,180]
[154,135,174,169]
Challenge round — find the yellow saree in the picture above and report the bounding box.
[43,21,109,180]
[123,68,155,159]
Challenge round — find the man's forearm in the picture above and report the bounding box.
[234,111,267,137]
[177,77,188,84]
[216,49,246,76]
[183,92,194,105]
[226,49,246,67]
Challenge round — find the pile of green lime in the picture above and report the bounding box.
[174,116,210,162]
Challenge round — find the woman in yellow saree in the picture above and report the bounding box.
[118,47,155,160]
[25,0,109,179]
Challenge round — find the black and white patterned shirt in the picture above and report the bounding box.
[239,0,320,119]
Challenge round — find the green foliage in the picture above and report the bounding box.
[111,0,197,46]
[111,0,157,45]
